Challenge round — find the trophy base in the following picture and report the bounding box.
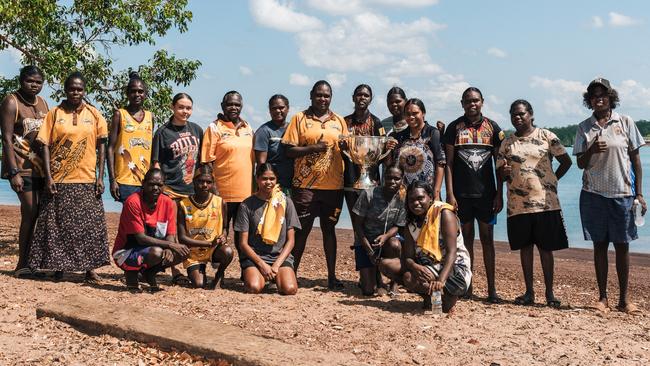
[352,173,378,190]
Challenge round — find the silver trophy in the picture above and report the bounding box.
[340,135,393,189]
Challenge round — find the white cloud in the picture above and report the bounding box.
[249,0,324,33]
[241,104,267,129]
[386,53,443,78]
[191,105,218,128]
[239,66,253,76]
[608,12,640,27]
[297,12,445,73]
[7,48,22,64]
[307,0,364,15]
[487,47,507,58]
[530,76,586,119]
[591,16,604,28]
[326,73,347,88]
[289,73,311,86]
[618,79,650,108]
[371,0,439,6]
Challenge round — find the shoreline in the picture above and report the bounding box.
[2,203,648,257]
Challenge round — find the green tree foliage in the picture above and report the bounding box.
[0,0,201,126]
[505,121,650,146]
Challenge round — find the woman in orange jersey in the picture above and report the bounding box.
[29,71,110,283]
[107,72,153,203]
[201,90,254,252]
[177,164,233,289]
[282,80,348,290]
[1,66,49,277]
[234,163,300,295]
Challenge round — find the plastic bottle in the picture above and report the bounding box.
[634,199,645,227]
[431,291,443,314]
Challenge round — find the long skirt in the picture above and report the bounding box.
[28,183,109,271]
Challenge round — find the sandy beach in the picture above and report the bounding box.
[1,204,649,365]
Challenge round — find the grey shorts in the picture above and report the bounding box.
[415,252,470,297]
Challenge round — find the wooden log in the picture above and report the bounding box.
[36,294,365,366]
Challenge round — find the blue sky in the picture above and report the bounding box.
[3,0,650,130]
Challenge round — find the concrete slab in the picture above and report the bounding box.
[36,294,365,366]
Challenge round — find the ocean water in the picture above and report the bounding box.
[0,148,648,251]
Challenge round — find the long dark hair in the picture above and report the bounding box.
[404,98,426,114]
[386,86,406,100]
[168,92,193,123]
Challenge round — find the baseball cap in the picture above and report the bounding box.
[588,77,612,92]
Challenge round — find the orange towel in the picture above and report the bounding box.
[257,184,287,245]
[416,201,455,262]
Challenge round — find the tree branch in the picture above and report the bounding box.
[0,33,46,64]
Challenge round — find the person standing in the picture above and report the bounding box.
[151,92,203,285]
[343,84,386,239]
[497,100,572,308]
[574,78,646,314]
[282,80,348,289]
[0,65,48,277]
[442,87,504,303]
[201,90,254,251]
[380,87,408,136]
[152,92,203,200]
[390,98,445,195]
[254,94,293,192]
[107,71,153,203]
[29,71,109,283]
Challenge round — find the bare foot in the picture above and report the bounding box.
[616,303,642,315]
[592,299,609,313]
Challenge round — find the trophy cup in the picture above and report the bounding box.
[340,135,393,190]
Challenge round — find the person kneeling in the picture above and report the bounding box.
[234,164,300,295]
[401,181,472,313]
[112,168,190,292]
[352,164,407,296]
[177,165,234,289]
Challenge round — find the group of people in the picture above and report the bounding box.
[1,65,646,314]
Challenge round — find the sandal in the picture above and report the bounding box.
[84,271,102,286]
[514,293,535,306]
[171,273,191,287]
[616,303,642,316]
[486,294,503,304]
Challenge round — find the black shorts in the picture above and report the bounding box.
[507,210,569,251]
[292,188,344,224]
[21,176,45,192]
[226,202,241,225]
[457,197,496,225]
[240,258,293,271]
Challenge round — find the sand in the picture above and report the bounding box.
[1,205,649,365]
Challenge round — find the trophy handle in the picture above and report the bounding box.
[377,147,393,162]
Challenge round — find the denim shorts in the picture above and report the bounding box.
[118,184,141,203]
[579,190,637,243]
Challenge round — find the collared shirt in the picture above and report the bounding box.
[36,103,108,184]
[282,109,348,190]
[573,111,644,198]
[201,117,254,202]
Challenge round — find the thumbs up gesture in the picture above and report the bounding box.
[312,133,328,153]
[590,134,608,154]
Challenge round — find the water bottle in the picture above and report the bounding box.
[431,291,443,314]
[634,199,645,227]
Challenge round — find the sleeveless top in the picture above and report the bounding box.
[114,108,153,186]
[179,194,224,242]
[1,93,48,178]
[408,202,471,268]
